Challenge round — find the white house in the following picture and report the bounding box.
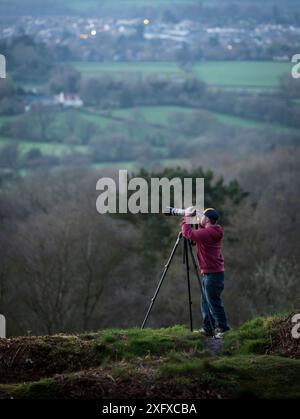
[55,92,83,108]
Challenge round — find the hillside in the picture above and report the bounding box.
[0,313,299,399]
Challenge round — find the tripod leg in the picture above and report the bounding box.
[141,232,183,329]
[183,238,193,332]
[187,240,215,336]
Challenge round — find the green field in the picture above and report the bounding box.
[3,105,296,137]
[0,115,20,127]
[78,110,119,128]
[72,61,291,88]
[71,0,197,10]
[208,111,299,133]
[1,103,298,165]
[111,105,299,132]
[195,61,290,87]
[111,106,193,124]
[92,158,190,171]
[1,0,199,13]
[0,137,88,156]
[72,61,181,78]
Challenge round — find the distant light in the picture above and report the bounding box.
[80,33,89,40]
[227,44,233,50]
[91,29,97,36]
[143,18,150,25]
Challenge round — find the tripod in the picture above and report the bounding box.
[141,231,215,334]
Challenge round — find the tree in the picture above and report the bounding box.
[0,143,19,169]
[0,170,133,334]
[49,65,81,94]
[6,35,55,82]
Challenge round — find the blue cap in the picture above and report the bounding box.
[203,208,219,220]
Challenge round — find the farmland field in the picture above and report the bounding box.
[0,0,200,14]
[71,61,291,88]
[71,0,198,11]
[0,137,89,156]
[1,102,298,165]
[111,106,193,124]
[194,61,290,87]
[92,157,190,171]
[71,61,181,78]
[110,105,299,132]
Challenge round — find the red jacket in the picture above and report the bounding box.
[181,218,224,274]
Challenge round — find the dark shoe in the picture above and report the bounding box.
[199,328,215,337]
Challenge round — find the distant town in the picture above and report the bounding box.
[1,16,299,62]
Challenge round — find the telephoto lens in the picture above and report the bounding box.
[164,207,186,216]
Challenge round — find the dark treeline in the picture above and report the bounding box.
[0,35,55,83]
[0,159,299,336]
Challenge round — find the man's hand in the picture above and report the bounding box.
[185,206,197,217]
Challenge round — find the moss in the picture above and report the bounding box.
[160,359,206,377]
[1,335,299,399]
[101,334,119,344]
[78,332,97,341]
[223,316,279,355]
[160,354,300,399]
[90,325,205,361]
[4,355,298,399]
[211,355,300,399]
[167,349,210,363]
[0,379,59,399]
[51,334,79,341]
[1,315,298,399]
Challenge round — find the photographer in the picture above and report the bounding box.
[181,208,229,338]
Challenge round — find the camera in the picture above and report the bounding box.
[164,207,197,217]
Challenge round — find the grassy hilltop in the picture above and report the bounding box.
[0,313,299,399]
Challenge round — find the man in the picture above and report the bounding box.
[181,207,229,338]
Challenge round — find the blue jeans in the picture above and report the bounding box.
[200,272,229,332]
